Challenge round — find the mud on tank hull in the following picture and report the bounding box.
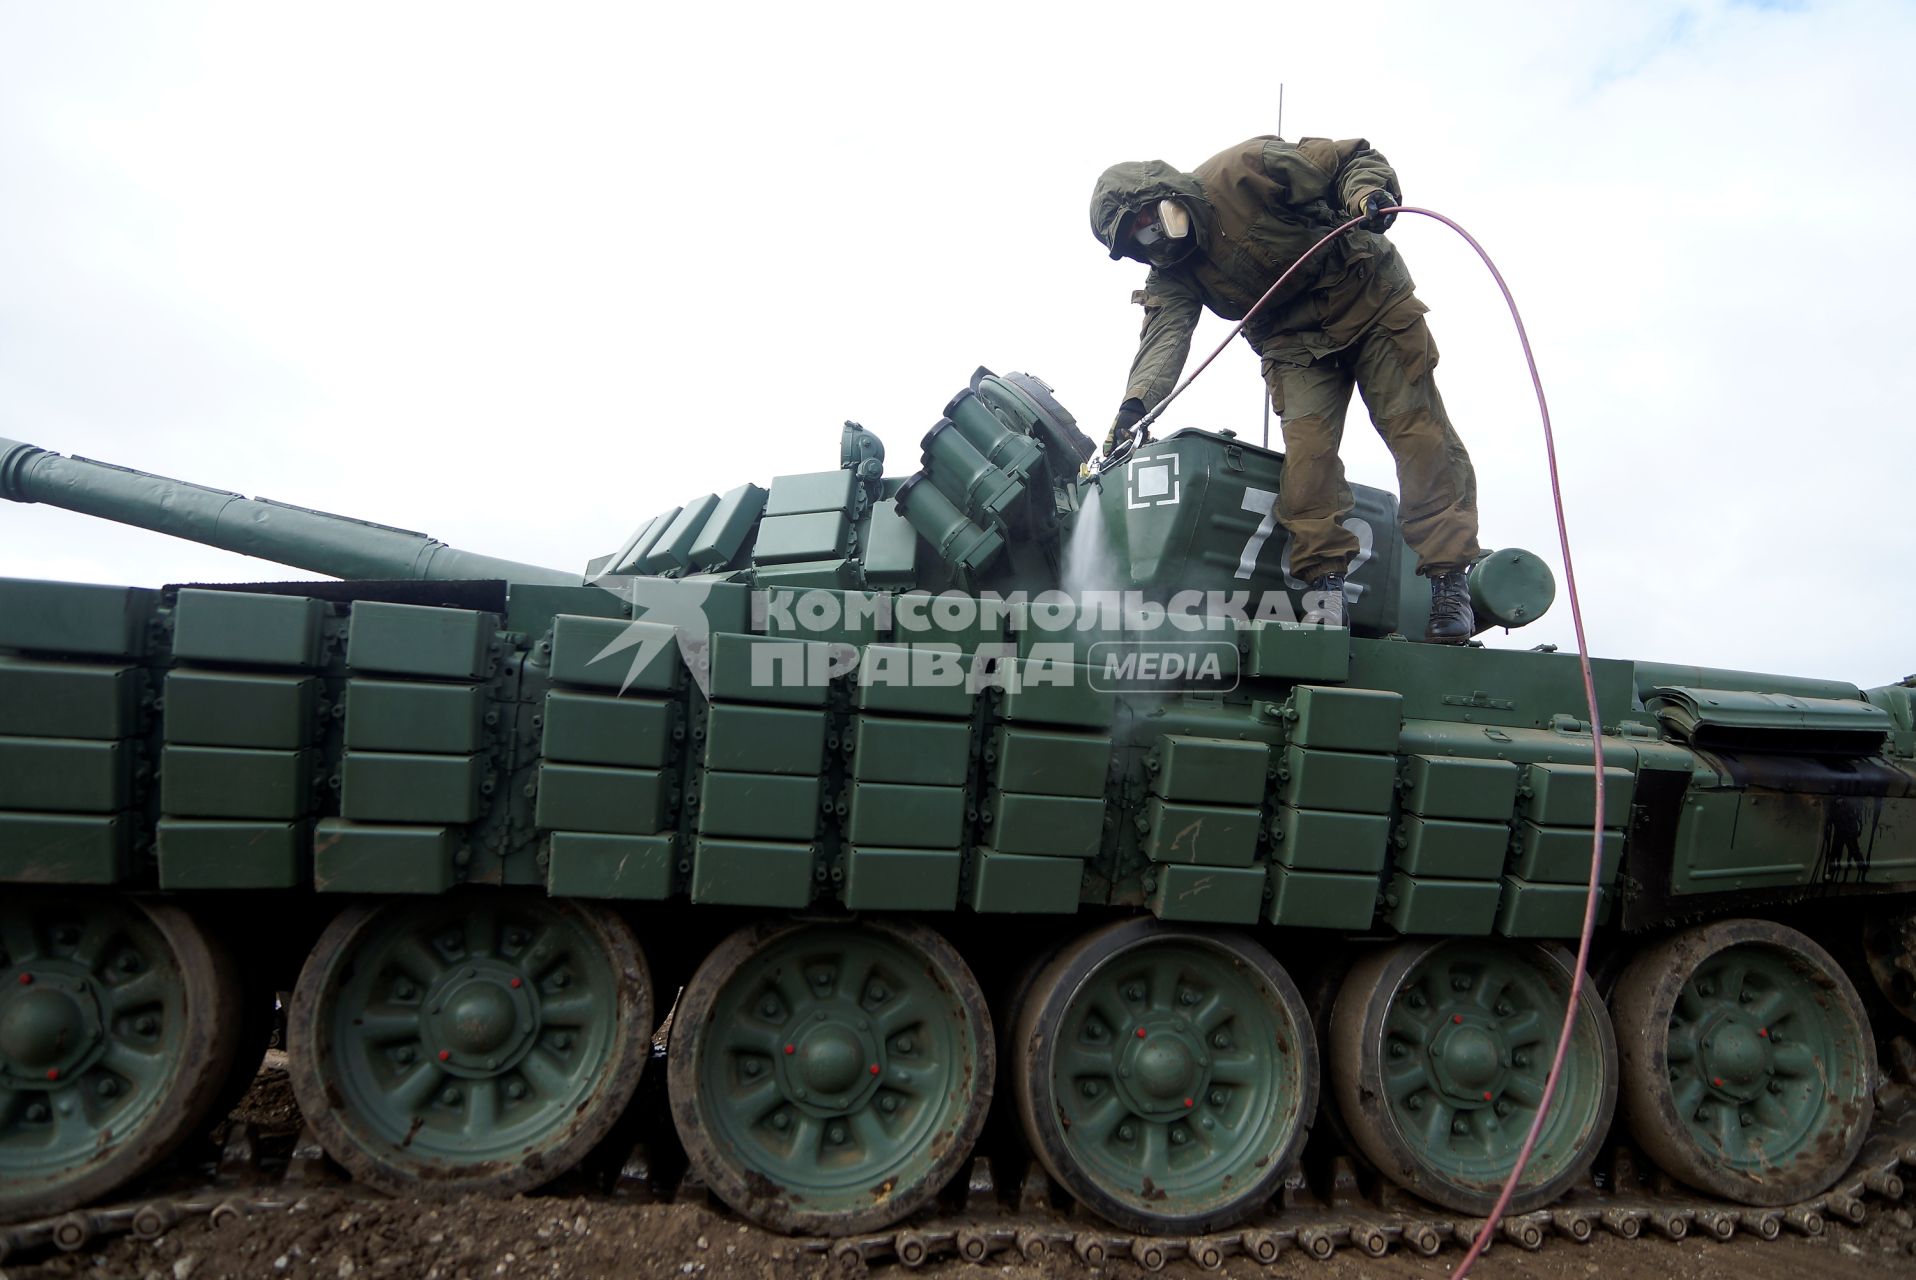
[0,368,1912,1239]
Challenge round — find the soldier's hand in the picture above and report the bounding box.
[1103,400,1145,455]
[1359,190,1396,233]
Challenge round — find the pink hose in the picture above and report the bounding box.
[1131,206,1605,1273]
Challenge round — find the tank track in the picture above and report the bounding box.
[807,1118,1915,1270]
[6,1102,1912,1271]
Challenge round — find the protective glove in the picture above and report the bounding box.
[1358,190,1396,233]
[1102,399,1146,455]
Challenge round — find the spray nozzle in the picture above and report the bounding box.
[1088,429,1146,479]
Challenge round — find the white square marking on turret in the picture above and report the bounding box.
[1127,455,1180,508]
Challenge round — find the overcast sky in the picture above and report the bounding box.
[2,1,1911,688]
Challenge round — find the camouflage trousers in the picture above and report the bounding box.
[1260,309,1480,584]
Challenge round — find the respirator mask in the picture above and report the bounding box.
[1127,199,1194,267]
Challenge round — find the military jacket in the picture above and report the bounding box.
[1089,137,1426,410]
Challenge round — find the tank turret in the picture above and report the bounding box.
[588,367,1556,641]
[0,437,578,586]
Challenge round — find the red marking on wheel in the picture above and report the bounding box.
[1712,1076,1724,1087]
[510,978,522,989]
[1483,1091,1493,1101]
[1136,1027,1147,1038]
[870,1064,881,1075]
[17,973,30,985]
[438,1050,451,1062]
[784,1044,795,1055]
[46,1068,59,1081]
[1453,1014,1464,1024]
[1758,1027,1768,1038]
[1184,1097,1194,1108]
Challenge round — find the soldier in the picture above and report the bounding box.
[1090,136,1480,643]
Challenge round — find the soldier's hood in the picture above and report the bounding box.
[1089,160,1210,260]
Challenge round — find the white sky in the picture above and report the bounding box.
[2,0,1912,688]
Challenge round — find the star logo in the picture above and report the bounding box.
[588,576,717,696]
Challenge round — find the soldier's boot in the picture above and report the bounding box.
[1426,569,1474,644]
[1305,572,1348,629]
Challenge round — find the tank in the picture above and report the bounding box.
[0,367,1911,1247]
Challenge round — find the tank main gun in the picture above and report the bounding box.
[0,437,579,586]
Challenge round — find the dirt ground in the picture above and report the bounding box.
[10,1192,1915,1280]
[7,1060,1914,1280]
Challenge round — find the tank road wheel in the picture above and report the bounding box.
[1330,939,1616,1215]
[0,892,240,1222]
[288,891,652,1196]
[667,919,993,1236]
[1613,919,1874,1205]
[1011,920,1319,1234]
[1860,900,1916,1025]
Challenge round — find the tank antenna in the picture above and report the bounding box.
[1267,82,1283,447]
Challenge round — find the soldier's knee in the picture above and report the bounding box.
[1280,416,1338,457]
[1372,406,1452,450]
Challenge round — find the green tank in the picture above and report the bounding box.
[0,368,1910,1240]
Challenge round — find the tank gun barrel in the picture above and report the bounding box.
[0,437,579,586]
